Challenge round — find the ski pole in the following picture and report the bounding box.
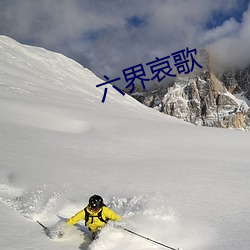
[37,220,48,231]
[122,227,180,250]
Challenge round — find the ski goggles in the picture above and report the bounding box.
[89,205,101,212]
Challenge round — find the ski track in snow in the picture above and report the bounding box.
[0,99,91,134]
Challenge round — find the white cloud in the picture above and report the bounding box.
[199,18,240,45]
[0,0,249,81]
[208,4,250,69]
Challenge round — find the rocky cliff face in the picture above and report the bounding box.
[127,50,250,130]
[217,66,250,100]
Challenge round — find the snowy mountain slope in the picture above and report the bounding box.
[0,36,250,250]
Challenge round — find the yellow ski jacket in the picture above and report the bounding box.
[67,206,121,233]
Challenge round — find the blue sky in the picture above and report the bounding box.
[0,0,249,87]
[206,0,249,28]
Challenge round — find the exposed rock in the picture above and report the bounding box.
[217,65,250,99]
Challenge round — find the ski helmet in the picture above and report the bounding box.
[89,195,104,210]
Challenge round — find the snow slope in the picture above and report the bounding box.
[0,36,250,250]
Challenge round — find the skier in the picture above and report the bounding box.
[66,194,121,239]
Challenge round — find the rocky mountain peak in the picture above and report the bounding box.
[127,49,250,130]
